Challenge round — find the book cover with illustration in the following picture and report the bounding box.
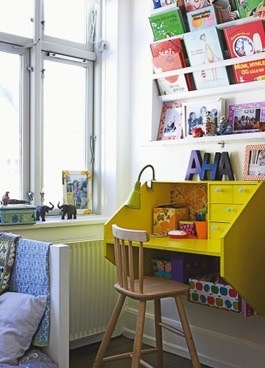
[184,0,211,12]
[235,0,263,18]
[224,20,265,83]
[156,60,189,95]
[187,6,217,32]
[152,0,177,9]
[150,37,192,94]
[183,26,230,90]
[212,0,240,24]
[149,7,186,40]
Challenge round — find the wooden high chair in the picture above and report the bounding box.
[92,224,201,368]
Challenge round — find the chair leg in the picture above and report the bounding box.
[131,300,146,368]
[174,296,201,368]
[92,294,126,368]
[154,299,163,368]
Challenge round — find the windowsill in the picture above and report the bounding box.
[0,214,109,231]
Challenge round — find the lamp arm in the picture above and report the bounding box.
[137,164,156,182]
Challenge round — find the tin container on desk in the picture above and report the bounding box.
[153,204,189,235]
[0,204,36,225]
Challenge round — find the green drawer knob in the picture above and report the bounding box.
[215,188,221,193]
[227,207,232,213]
[211,226,217,230]
[238,188,244,193]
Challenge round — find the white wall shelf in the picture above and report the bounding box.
[158,79,265,103]
[144,130,265,146]
[153,50,265,103]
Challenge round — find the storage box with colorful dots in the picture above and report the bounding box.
[189,275,240,312]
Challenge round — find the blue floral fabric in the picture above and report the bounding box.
[0,348,57,368]
[9,238,51,347]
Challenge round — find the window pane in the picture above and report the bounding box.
[43,59,87,205]
[0,0,33,38]
[0,51,21,199]
[44,0,88,43]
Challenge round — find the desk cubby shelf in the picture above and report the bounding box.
[104,180,265,316]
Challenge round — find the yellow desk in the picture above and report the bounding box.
[104,181,265,316]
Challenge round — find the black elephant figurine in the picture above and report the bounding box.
[57,202,77,220]
[36,202,54,221]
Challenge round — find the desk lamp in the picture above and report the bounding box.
[125,164,156,209]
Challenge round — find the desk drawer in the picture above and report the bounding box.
[209,222,229,239]
[232,184,256,204]
[209,185,232,203]
[209,203,243,222]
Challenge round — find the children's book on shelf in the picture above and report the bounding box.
[150,36,186,68]
[156,65,189,95]
[183,26,230,90]
[183,0,210,12]
[150,37,192,94]
[223,19,265,83]
[157,102,183,140]
[187,5,217,32]
[235,0,263,18]
[149,6,187,40]
[151,0,177,9]
[212,0,240,24]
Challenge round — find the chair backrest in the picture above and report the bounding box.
[112,224,150,294]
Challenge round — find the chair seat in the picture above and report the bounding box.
[114,276,189,301]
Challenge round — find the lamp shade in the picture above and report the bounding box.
[125,181,141,209]
[125,165,156,210]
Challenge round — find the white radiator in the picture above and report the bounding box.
[68,239,118,344]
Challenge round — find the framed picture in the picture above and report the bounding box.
[62,170,92,214]
[228,102,265,134]
[243,145,265,181]
[183,98,226,137]
[157,102,183,140]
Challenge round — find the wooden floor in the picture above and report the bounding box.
[70,335,211,368]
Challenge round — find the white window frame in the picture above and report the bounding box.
[0,40,30,198]
[0,0,99,211]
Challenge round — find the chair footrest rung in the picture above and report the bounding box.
[139,358,155,368]
[160,321,184,337]
[103,352,132,362]
[103,347,158,363]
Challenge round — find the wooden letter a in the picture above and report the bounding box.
[185,150,202,180]
[216,152,234,180]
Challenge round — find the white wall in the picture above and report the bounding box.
[102,1,265,367]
